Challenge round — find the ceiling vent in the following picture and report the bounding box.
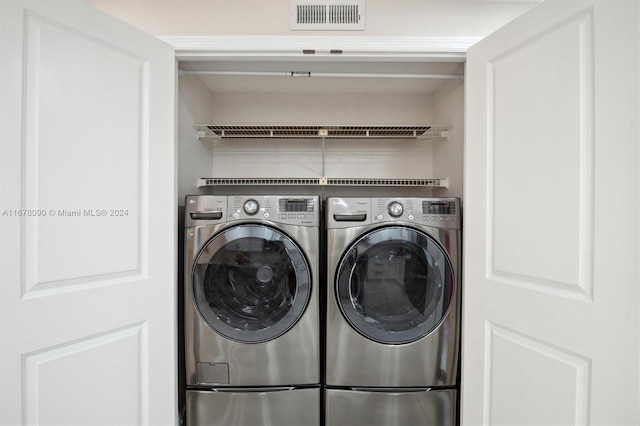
[291,0,365,30]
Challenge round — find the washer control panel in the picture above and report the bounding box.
[228,195,319,226]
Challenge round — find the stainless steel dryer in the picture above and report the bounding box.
[184,195,320,426]
[325,197,461,426]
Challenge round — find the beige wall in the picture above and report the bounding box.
[86,0,540,38]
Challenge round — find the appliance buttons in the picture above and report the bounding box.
[264,212,270,218]
[408,214,414,220]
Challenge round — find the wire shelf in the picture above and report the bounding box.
[195,125,451,140]
[197,177,449,188]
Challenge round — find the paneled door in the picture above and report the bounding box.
[463,0,639,424]
[0,0,176,424]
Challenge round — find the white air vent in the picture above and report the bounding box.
[291,0,365,30]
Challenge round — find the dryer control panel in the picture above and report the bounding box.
[371,197,461,229]
[228,195,319,226]
[327,197,460,230]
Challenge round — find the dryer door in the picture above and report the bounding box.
[336,226,454,344]
[192,224,311,343]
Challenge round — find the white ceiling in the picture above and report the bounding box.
[87,0,541,38]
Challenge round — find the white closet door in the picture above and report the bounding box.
[463,0,639,425]
[0,1,176,424]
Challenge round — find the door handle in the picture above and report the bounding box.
[333,213,367,222]
[190,211,223,220]
[211,386,296,393]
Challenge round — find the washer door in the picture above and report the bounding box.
[336,226,454,344]
[192,224,311,344]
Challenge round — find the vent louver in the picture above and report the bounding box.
[291,0,365,30]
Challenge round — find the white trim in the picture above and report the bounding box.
[160,35,478,61]
[180,69,463,79]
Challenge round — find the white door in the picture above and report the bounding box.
[0,1,176,425]
[463,0,639,425]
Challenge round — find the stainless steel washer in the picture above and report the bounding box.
[325,197,461,426]
[184,195,320,426]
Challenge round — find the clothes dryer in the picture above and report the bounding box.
[184,195,320,426]
[325,197,461,426]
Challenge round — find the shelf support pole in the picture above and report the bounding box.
[322,135,326,177]
[319,129,328,179]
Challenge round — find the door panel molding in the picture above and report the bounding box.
[23,322,148,425]
[483,322,591,425]
[21,12,150,297]
[485,8,595,302]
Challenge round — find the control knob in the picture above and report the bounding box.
[388,201,404,218]
[243,199,259,215]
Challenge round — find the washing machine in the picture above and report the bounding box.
[325,197,461,426]
[184,195,320,426]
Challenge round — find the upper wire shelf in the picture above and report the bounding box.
[195,125,451,140]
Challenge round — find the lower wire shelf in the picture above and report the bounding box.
[196,177,449,188]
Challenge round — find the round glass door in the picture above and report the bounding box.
[192,224,311,343]
[335,226,454,344]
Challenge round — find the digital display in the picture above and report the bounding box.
[279,198,313,212]
[422,201,456,215]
